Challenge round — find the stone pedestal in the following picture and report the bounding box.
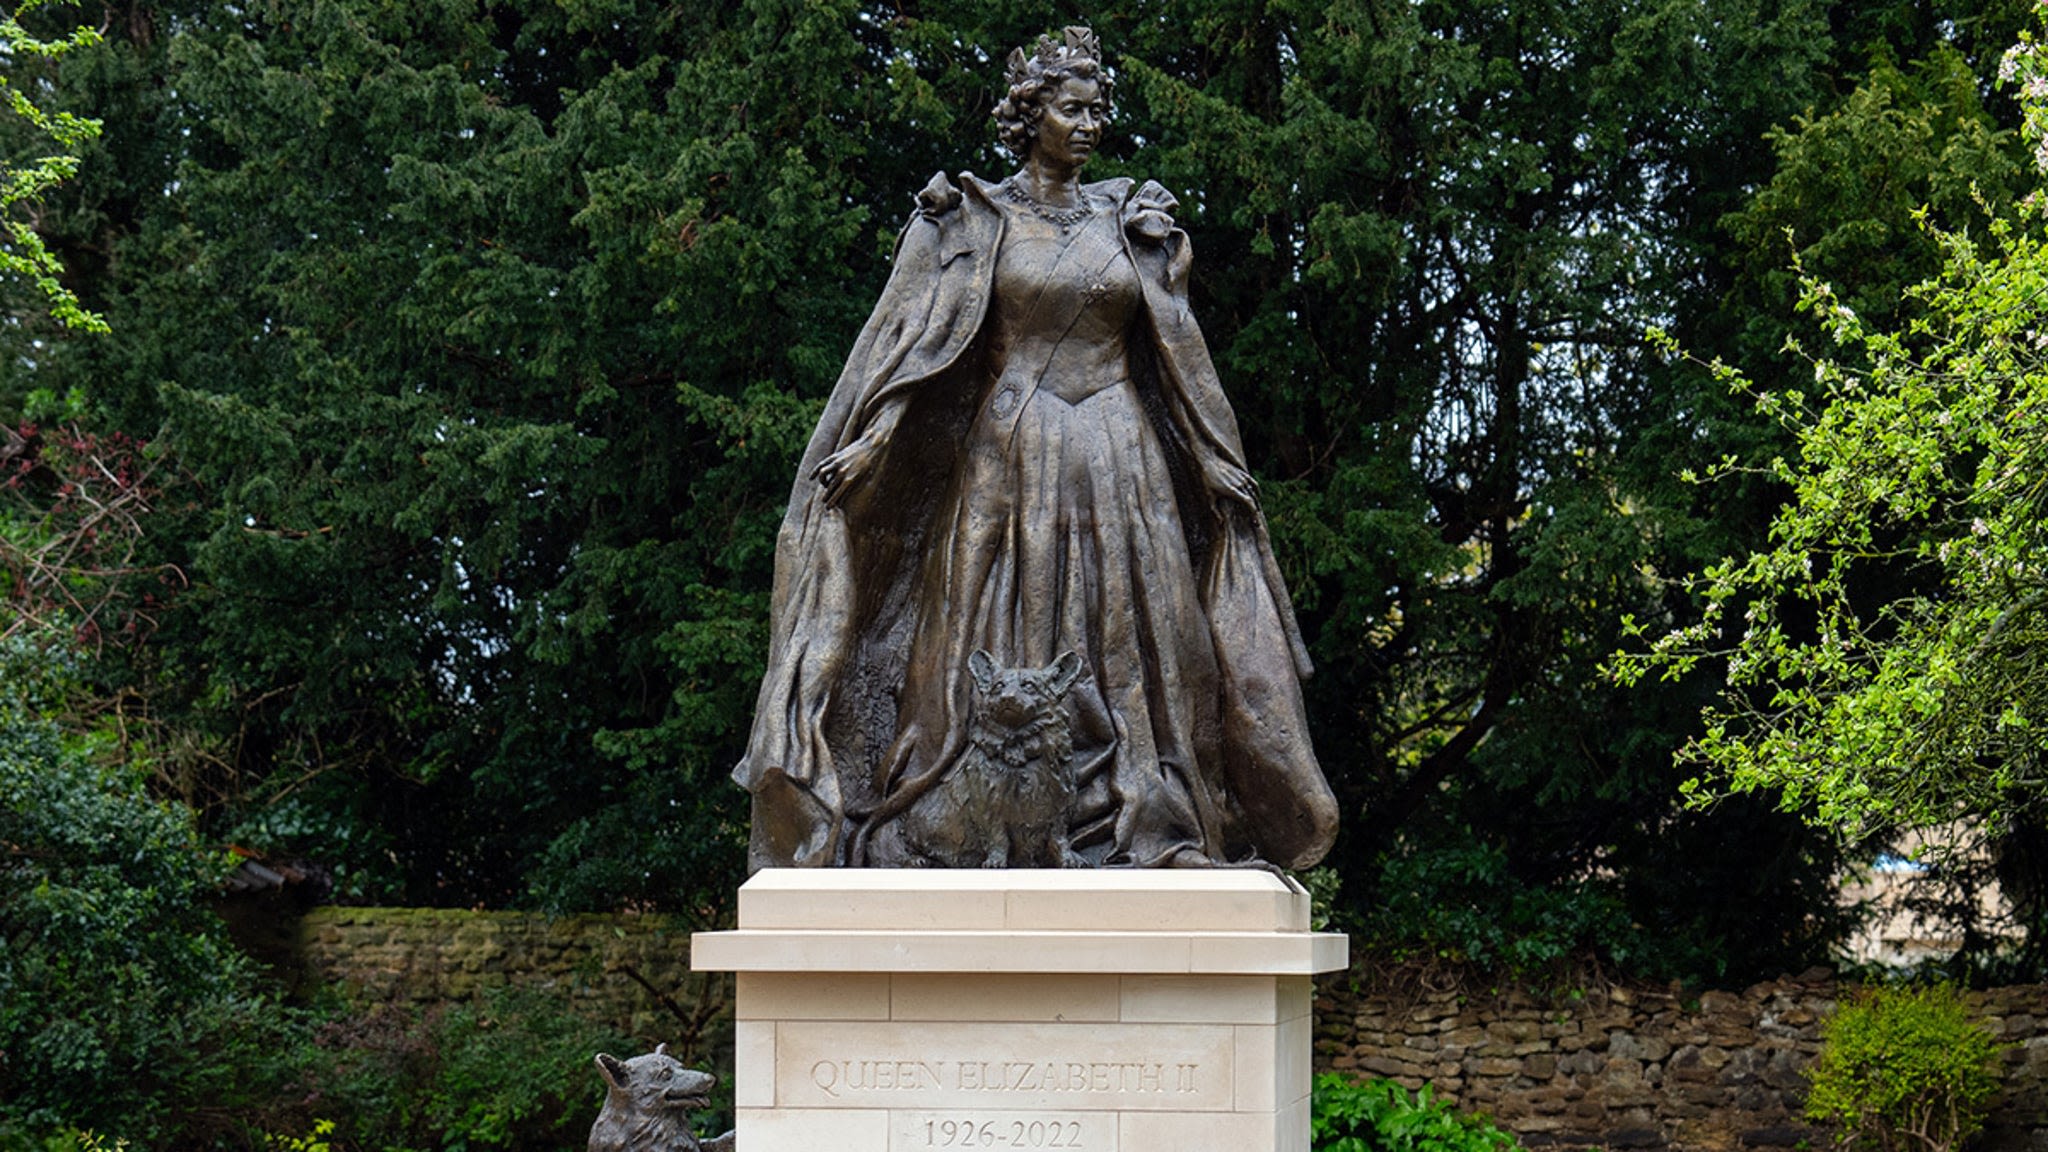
[691,870,1348,1152]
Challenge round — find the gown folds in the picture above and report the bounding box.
[734,171,1337,873]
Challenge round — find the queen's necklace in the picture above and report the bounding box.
[1000,178,1091,233]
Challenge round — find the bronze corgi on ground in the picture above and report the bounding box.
[589,1045,734,1152]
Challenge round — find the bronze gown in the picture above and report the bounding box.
[735,172,1338,872]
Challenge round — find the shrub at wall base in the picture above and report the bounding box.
[1311,1072,1521,1152]
[1803,984,2004,1152]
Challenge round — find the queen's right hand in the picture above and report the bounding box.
[1199,453,1259,513]
[814,433,884,509]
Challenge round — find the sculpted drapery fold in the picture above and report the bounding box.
[734,170,1336,872]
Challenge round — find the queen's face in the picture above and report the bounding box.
[1033,76,1107,169]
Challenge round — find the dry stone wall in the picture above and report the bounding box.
[291,910,2048,1151]
[1315,970,2048,1152]
[294,906,716,1039]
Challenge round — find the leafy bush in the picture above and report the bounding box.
[302,986,648,1151]
[265,1119,335,1152]
[0,1132,135,1152]
[0,696,297,1145]
[424,990,647,1147]
[1351,843,1636,974]
[1804,984,2005,1152]
[1312,1072,1520,1152]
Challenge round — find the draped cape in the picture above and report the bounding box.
[734,171,1337,871]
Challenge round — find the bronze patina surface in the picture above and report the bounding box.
[588,1047,732,1152]
[734,28,1338,872]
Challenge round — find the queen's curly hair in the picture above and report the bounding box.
[994,27,1114,159]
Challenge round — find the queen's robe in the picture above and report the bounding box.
[733,172,1338,873]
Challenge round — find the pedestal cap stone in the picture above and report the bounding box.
[692,870,1348,976]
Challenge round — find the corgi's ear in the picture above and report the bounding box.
[1048,650,1082,695]
[597,1053,630,1090]
[969,649,998,691]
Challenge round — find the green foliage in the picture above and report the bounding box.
[1350,842,1634,974]
[1804,984,2004,1152]
[1613,19,2048,967]
[0,0,105,332]
[298,987,648,1152]
[1349,797,1857,983]
[2,1132,131,1152]
[265,1119,335,1152]
[1311,1072,1520,1152]
[0,648,295,1145]
[424,991,638,1148]
[1729,46,2020,341]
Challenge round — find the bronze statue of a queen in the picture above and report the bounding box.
[735,27,1339,872]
